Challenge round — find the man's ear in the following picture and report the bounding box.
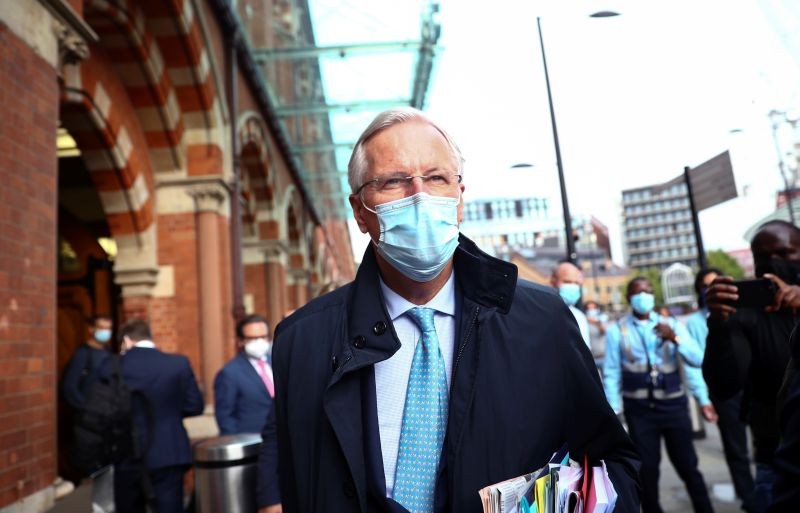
[349,194,369,233]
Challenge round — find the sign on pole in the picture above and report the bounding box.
[688,151,737,212]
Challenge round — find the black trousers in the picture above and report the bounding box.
[624,397,714,513]
[114,463,188,513]
[713,393,754,504]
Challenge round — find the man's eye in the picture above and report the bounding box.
[427,174,448,184]
[382,177,405,188]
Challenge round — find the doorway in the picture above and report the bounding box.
[56,126,121,483]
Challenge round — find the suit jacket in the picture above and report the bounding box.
[259,235,641,512]
[214,352,273,435]
[94,346,204,469]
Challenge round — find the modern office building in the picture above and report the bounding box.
[621,179,699,270]
[461,195,612,260]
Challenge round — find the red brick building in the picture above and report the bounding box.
[0,0,365,509]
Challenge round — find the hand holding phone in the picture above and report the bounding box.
[763,273,800,313]
[730,278,777,309]
[705,276,739,320]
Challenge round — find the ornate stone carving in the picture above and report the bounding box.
[52,17,89,65]
[189,185,228,213]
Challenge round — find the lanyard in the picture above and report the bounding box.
[630,320,660,391]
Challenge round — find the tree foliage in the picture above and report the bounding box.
[706,249,745,279]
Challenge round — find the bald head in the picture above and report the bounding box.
[751,220,800,277]
[551,262,584,288]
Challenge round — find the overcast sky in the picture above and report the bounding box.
[317,0,800,264]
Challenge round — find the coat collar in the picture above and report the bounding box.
[322,234,518,508]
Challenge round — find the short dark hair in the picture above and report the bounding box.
[626,276,649,297]
[119,319,152,343]
[88,314,112,324]
[752,220,800,243]
[236,314,269,339]
[694,267,723,296]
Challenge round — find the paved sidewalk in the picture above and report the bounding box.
[660,422,748,513]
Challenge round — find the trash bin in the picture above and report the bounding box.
[194,433,262,513]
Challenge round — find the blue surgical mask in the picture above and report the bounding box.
[366,192,460,282]
[558,284,581,306]
[94,329,112,344]
[586,309,600,320]
[630,292,655,315]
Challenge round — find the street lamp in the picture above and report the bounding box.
[536,11,619,263]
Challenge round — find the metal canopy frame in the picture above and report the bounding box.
[242,0,441,221]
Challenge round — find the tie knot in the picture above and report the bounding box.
[407,307,436,333]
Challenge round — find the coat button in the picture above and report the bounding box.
[343,480,356,498]
[372,321,387,335]
[331,355,339,371]
[353,335,366,349]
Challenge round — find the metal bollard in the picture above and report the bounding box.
[193,433,262,513]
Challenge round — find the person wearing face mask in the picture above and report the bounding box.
[584,300,607,367]
[257,108,640,513]
[704,220,800,513]
[61,314,114,410]
[214,314,275,436]
[551,261,591,350]
[603,277,712,513]
[686,268,755,512]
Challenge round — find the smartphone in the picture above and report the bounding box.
[731,278,777,309]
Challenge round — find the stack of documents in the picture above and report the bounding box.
[478,445,618,513]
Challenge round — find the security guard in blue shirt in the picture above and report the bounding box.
[604,277,714,513]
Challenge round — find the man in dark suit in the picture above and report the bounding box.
[214,314,274,435]
[258,108,640,513]
[94,319,204,513]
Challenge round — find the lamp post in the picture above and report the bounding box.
[535,12,618,263]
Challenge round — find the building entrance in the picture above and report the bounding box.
[55,130,121,484]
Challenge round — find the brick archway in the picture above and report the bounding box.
[238,113,276,237]
[60,58,155,243]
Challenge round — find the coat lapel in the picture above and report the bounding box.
[323,247,401,510]
[235,352,268,393]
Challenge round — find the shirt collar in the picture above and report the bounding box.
[630,312,659,325]
[379,271,456,321]
[134,340,156,348]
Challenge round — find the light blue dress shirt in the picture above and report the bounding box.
[603,312,705,413]
[682,308,712,406]
[375,272,456,498]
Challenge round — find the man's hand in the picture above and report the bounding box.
[587,317,606,335]
[654,323,677,343]
[764,273,800,314]
[259,505,283,513]
[704,276,738,321]
[701,404,718,423]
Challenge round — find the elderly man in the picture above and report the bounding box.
[551,261,591,349]
[258,108,639,513]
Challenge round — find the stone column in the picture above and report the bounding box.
[190,186,226,404]
[264,243,288,329]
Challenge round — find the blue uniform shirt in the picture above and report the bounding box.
[682,308,712,406]
[603,311,705,413]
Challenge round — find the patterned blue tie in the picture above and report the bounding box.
[393,307,449,513]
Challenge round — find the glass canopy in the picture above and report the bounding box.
[235,0,441,221]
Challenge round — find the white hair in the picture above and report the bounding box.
[347,107,465,193]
